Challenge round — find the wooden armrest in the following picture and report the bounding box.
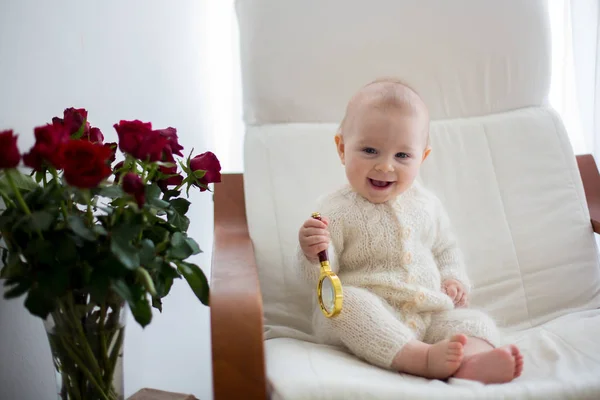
[210,173,267,399]
[576,154,600,233]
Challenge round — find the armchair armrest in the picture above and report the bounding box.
[576,154,600,233]
[211,173,267,399]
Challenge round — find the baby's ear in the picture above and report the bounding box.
[422,146,432,162]
[334,133,345,165]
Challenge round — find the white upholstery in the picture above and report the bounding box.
[236,0,551,124]
[237,0,600,398]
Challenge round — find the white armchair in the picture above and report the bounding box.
[210,1,600,399]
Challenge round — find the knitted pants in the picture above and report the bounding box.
[313,286,499,369]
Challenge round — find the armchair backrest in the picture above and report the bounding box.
[236,0,600,340]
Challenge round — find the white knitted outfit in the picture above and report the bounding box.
[296,182,499,369]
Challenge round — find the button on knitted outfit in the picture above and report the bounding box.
[296,182,499,369]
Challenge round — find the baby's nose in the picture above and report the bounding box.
[375,162,394,172]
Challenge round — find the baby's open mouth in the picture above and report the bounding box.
[369,179,394,188]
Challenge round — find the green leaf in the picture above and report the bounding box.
[168,232,194,259]
[131,296,152,327]
[99,186,124,199]
[93,225,108,236]
[139,239,155,265]
[24,288,56,319]
[152,296,163,312]
[0,247,7,266]
[162,190,180,202]
[110,222,142,270]
[169,198,190,216]
[55,236,78,264]
[89,267,111,304]
[193,170,206,179]
[29,210,54,231]
[177,261,209,306]
[167,209,190,232]
[34,170,45,184]
[0,171,39,194]
[146,184,161,201]
[67,215,96,241]
[110,240,139,270]
[111,280,134,304]
[24,237,55,265]
[148,197,170,209]
[185,237,202,255]
[4,279,30,299]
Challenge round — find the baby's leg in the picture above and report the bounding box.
[315,287,464,379]
[426,308,523,383]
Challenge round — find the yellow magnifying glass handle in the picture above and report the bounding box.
[312,212,343,318]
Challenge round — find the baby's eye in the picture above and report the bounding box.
[362,147,377,155]
[396,152,410,159]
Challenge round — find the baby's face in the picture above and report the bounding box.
[336,106,429,204]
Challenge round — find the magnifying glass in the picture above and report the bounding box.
[312,212,343,318]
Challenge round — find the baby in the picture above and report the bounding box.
[295,78,524,383]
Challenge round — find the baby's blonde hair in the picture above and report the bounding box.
[339,77,430,146]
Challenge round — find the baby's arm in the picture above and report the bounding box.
[432,198,471,292]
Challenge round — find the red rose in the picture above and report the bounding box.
[85,127,104,143]
[103,142,118,163]
[23,123,70,170]
[122,172,145,207]
[136,131,168,162]
[155,127,184,157]
[62,140,113,188]
[113,160,125,182]
[52,108,87,136]
[53,108,105,143]
[114,120,152,155]
[114,120,168,161]
[157,154,184,191]
[189,151,221,191]
[0,130,21,169]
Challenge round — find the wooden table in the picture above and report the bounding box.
[127,388,198,400]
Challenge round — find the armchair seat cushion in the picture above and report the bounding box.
[265,309,600,400]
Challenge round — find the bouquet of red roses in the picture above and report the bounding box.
[0,108,221,400]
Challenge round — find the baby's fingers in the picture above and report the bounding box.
[300,235,329,247]
[446,285,458,300]
[310,242,329,255]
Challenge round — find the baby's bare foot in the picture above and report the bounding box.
[513,345,524,378]
[454,344,522,383]
[425,334,467,379]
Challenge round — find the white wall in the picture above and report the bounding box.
[0,1,221,399]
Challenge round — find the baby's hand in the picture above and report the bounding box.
[298,216,330,262]
[442,279,468,307]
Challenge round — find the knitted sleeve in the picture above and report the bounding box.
[295,193,345,285]
[431,197,472,291]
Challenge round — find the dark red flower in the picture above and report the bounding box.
[136,131,168,162]
[189,151,221,191]
[155,127,184,157]
[52,108,104,143]
[52,108,87,136]
[114,120,168,161]
[114,120,152,156]
[62,140,113,188]
[85,127,104,143]
[0,130,21,169]
[23,124,70,171]
[103,142,118,163]
[113,160,125,182]
[122,172,145,208]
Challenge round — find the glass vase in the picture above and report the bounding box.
[44,291,126,400]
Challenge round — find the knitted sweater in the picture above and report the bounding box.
[297,181,471,314]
